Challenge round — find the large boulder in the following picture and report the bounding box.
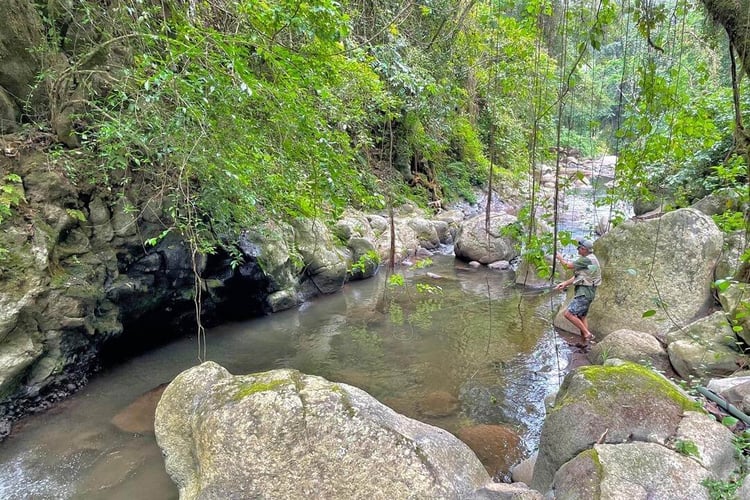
[552,442,713,499]
[155,362,491,499]
[587,208,723,337]
[292,218,351,295]
[666,311,745,380]
[454,213,519,264]
[531,362,697,492]
[587,328,670,371]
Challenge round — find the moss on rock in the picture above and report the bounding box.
[233,378,287,401]
[572,363,699,413]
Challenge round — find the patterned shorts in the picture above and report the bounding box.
[567,295,593,318]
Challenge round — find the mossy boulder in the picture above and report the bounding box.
[531,362,698,492]
[155,362,491,499]
[0,0,45,112]
[292,218,350,295]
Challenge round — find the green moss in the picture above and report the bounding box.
[580,447,604,476]
[233,378,286,401]
[571,363,699,412]
[331,383,357,418]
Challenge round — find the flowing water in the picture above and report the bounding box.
[0,178,624,499]
[0,256,575,499]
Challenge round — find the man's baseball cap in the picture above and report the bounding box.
[577,239,594,250]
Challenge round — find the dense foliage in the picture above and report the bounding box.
[24,0,749,259]
[37,0,566,254]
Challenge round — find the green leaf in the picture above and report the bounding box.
[722,416,739,427]
[642,309,657,318]
[713,279,732,292]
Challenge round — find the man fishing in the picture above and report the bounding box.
[554,239,602,343]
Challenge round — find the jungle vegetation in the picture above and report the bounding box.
[15,0,750,257]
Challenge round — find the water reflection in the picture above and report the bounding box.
[0,255,570,498]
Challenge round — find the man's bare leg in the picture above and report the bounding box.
[564,310,593,341]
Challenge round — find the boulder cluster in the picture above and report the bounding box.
[153,198,750,498]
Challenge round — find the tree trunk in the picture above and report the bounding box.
[702,0,750,79]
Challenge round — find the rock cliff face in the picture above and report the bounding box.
[0,149,454,439]
[0,151,280,437]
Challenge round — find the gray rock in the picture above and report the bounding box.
[531,362,697,492]
[587,208,723,337]
[674,411,739,480]
[707,376,750,415]
[488,260,510,270]
[587,328,669,371]
[666,311,744,380]
[718,281,750,346]
[87,196,114,243]
[552,442,712,499]
[347,237,379,281]
[0,329,43,399]
[407,217,440,249]
[0,0,45,108]
[0,87,17,132]
[715,230,747,282]
[267,289,300,312]
[155,362,490,499]
[432,219,452,244]
[510,452,537,485]
[244,224,300,292]
[454,213,519,264]
[691,187,744,217]
[334,211,375,242]
[111,197,137,237]
[471,481,543,499]
[736,474,750,500]
[292,218,350,294]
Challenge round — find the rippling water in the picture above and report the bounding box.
[0,253,577,499]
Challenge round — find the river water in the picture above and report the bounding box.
[0,180,619,499]
[0,255,578,499]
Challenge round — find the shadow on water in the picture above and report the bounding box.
[0,254,572,498]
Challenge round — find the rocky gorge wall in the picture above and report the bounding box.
[0,145,464,439]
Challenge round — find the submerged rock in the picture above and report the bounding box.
[456,424,523,480]
[110,383,168,434]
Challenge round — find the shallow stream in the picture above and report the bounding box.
[0,255,578,498]
[0,181,619,498]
